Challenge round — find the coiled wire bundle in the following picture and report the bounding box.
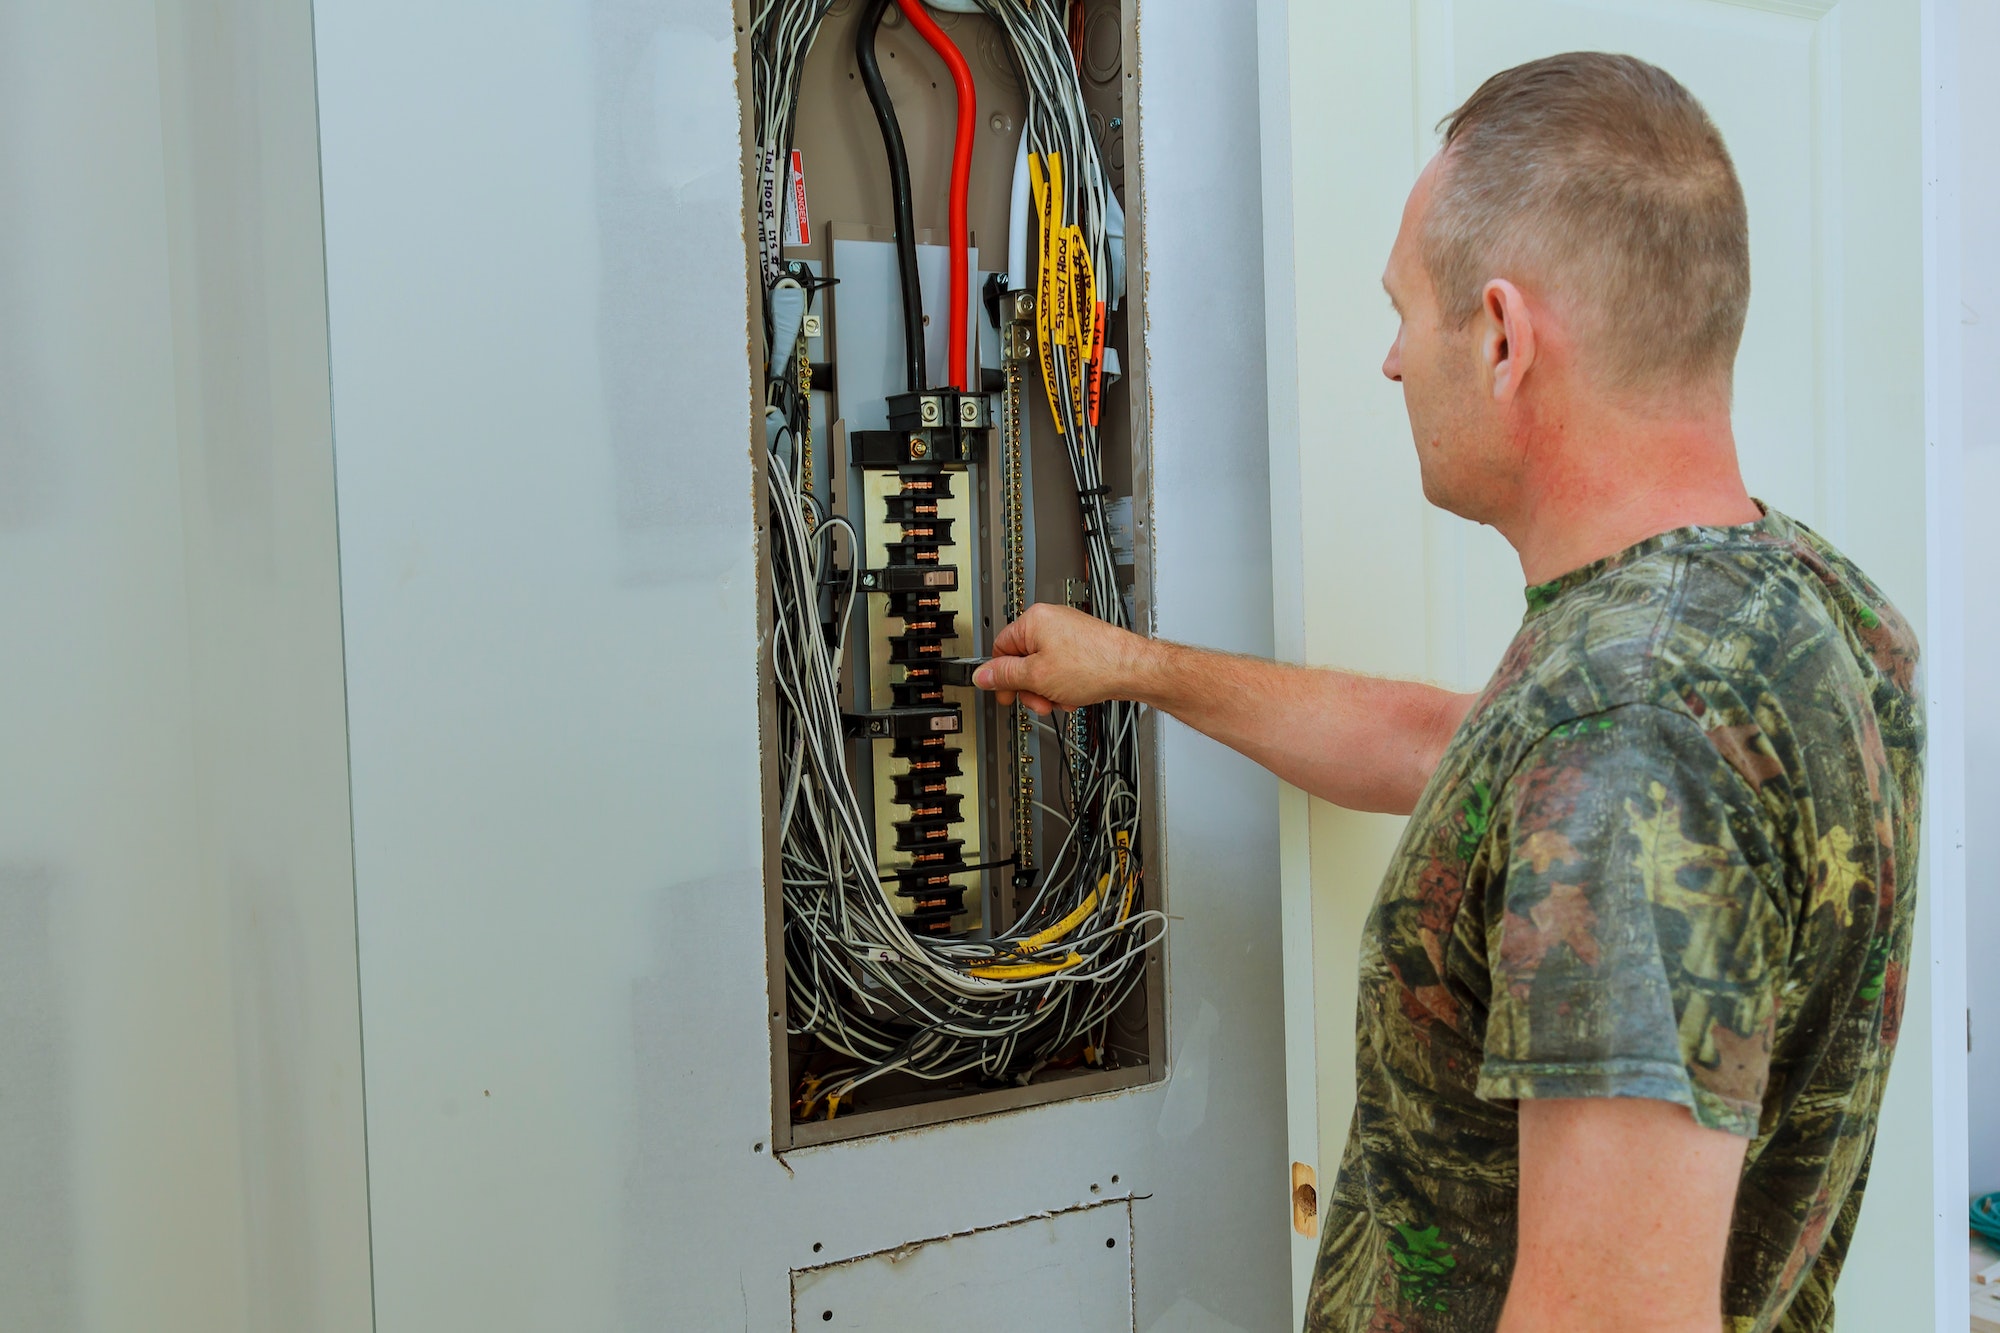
[754,0,1161,1115]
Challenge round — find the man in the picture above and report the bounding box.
[975,53,1922,1333]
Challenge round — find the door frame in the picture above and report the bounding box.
[1252,0,1320,1311]
[1917,3,1970,1327]
[1254,1,1970,1326]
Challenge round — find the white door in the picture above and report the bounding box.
[1257,0,1963,1327]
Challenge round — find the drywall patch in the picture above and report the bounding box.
[792,1200,1134,1332]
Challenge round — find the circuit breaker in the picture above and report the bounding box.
[748,0,1162,1148]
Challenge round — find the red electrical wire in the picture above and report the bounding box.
[896,0,975,391]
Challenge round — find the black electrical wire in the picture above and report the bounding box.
[854,0,927,393]
[752,0,1163,1114]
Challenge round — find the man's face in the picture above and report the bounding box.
[1381,155,1516,525]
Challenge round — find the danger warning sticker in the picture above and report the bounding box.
[787,149,811,248]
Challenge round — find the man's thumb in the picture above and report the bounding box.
[974,654,1030,692]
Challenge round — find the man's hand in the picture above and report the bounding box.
[971,603,1153,715]
[970,604,1474,814]
[1500,1098,1748,1333]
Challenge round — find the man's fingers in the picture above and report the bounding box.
[975,656,1056,716]
[974,654,1031,693]
[991,618,1034,657]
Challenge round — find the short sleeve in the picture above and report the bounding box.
[1476,704,1789,1137]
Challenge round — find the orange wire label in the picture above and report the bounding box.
[1087,299,1106,426]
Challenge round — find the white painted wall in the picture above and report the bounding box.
[1961,0,2000,1203]
[0,4,372,1330]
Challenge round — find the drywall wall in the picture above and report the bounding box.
[313,0,1290,1329]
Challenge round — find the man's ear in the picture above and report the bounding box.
[1480,278,1536,404]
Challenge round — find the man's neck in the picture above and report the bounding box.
[1499,406,1760,586]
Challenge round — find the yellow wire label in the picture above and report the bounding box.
[1066,225,1092,428]
[968,952,1084,981]
[1023,151,1103,439]
[1046,169,1077,435]
[1030,153,1064,437]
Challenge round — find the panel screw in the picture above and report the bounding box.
[908,436,929,459]
[1018,294,1035,314]
[861,572,878,589]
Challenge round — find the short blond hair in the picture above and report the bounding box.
[1426,53,1750,395]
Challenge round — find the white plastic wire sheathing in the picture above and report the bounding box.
[753,0,1160,1108]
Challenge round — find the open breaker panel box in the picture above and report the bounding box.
[744,0,1166,1148]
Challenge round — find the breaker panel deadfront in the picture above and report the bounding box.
[747,0,1163,1148]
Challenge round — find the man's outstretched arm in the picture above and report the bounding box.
[971,603,1474,816]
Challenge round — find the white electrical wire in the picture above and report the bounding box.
[1007,127,1032,292]
[754,0,1159,1113]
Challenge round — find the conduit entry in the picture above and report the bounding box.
[750,0,1157,1143]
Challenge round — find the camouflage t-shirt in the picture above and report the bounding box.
[1305,508,1923,1333]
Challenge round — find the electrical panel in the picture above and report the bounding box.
[747,0,1162,1148]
